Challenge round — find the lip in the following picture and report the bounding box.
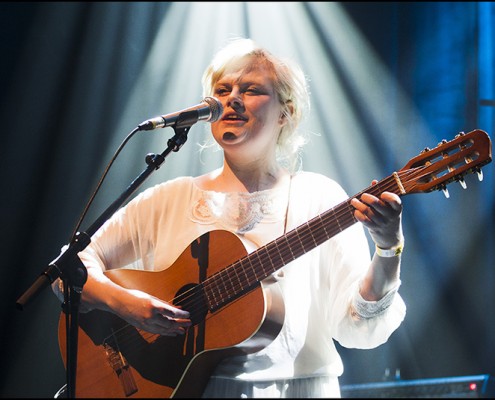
[222,112,248,122]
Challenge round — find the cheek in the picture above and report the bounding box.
[253,110,284,134]
[210,122,223,142]
[250,101,283,128]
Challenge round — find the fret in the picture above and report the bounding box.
[257,245,277,278]
[306,221,319,249]
[253,249,268,280]
[224,267,237,298]
[217,270,230,304]
[290,225,308,257]
[246,253,258,282]
[204,279,219,310]
[272,239,286,269]
[264,244,278,274]
[317,214,331,241]
[240,257,250,283]
[330,205,344,233]
[311,219,330,247]
[231,263,242,292]
[279,234,297,263]
[292,226,306,254]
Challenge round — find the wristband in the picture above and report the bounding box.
[375,241,404,257]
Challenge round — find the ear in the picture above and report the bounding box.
[279,101,294,125]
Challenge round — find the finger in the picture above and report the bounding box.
[161,315,192,328]
[359,193,386,208]
[351,198,380,225]
[380,192,402,211]
[360,192,402,220]
[154,314,191,334]
[354,209,374,226]
[162,321,190,336]
[356,194,390,221]
[156,302,190,319]
[350,197,369,212]
[159,326,188,337]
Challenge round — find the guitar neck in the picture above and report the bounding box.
[204,173,403,312]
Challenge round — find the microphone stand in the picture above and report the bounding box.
[16,113,195,398]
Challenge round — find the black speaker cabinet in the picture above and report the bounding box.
[341,374,495,398]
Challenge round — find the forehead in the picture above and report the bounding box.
[216,59,276,85]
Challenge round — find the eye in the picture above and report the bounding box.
[244,86,262,95]
[214,86,230,96]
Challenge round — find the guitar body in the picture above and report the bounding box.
[59,230,285,398]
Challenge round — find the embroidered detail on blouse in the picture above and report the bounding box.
[190,188,287,234]
[351,280,401,319]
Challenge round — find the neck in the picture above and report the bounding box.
[205,161,289,193]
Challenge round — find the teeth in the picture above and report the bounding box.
[224,114,243,120]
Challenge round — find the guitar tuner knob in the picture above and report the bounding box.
[476,168,484,181]
[441,185,450,198]
[421,147,431,154]
[458,178,467,189]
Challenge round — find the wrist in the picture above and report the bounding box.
[375,240,404,258]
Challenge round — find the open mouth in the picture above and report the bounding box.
[223,112,247,122]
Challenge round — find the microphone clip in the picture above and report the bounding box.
[138,110,199,131]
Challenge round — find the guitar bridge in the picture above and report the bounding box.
[104,343,138,397]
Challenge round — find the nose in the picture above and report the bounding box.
[227,89,244,110]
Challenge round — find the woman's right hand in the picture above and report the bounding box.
[113,288,192,336]
[58,262,193,336]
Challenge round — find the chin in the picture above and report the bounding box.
[222,132,238,141]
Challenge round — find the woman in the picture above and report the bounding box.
[53,37,406,398]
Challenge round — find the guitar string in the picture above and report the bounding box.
[104,168,427,354]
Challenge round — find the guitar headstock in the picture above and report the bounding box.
[398,129,492,196]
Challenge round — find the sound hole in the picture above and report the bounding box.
[174,283,208,326]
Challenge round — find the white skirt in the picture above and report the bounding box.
[202,375,341,398]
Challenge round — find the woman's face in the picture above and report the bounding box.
[210,60,286,162]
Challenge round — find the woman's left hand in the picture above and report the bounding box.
[350,180,403,249]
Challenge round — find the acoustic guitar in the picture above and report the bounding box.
[58,129,492,398]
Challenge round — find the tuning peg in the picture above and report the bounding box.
[441,185,450,198]
[458,177,467,189]
[476,167,484,181]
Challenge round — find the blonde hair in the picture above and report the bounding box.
[201,38,310,172]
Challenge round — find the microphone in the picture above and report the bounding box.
[138,96,223,131]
